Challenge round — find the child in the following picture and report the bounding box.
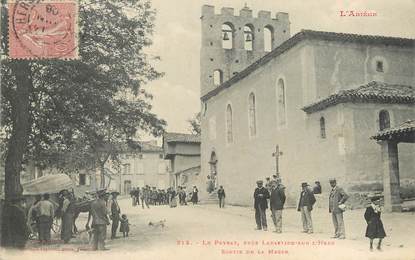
[119,214,130,237]
[364,196,386,251]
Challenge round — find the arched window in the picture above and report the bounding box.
[222,23,234,49]
[379,110,390,130]
[320,117,326,139]
[226,104,233,143]
[213,69,223,86]
[277,79,286,127]
[264,26,274,52]
[248,92,257,137]
[244,25,254,51]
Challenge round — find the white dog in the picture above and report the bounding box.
[148,220,166,229]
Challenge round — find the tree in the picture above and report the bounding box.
[187,112,201,135]
[0,0,165,247]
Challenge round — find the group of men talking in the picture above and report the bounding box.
[254,176,349,239]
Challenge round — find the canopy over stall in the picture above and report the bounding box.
[22,174,74,195]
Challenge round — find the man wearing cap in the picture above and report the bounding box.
[88,189,110,250]
[254,180,270,231]
[270,178,286,233]
[110,191,121,239]
[297,182,316,234]
[329,178,349,239]
[2,195,29,249]
[35,193,55,244]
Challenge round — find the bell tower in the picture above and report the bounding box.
[200,5,291,97]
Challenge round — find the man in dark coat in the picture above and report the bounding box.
[364,196,386,251]
[1,195,29,249]
[110,191,121,239]
[297,182,316,234]
[191,186,199,205]
[217,186,226,208]
[269,179,286,233]
[87,189,110,250]
[329,178,349,239]
[254,180,270,231]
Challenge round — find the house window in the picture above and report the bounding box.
[222,23,234,49]
[79,174,86,185]
[320,117,326,139]
[277,78,287,127]
[376,61,384,72]
[379,110,390,131]
[244,24,254,51]
[213,69,223,86]
[226,104,233,143]
[123,163,131,175]
[248,92,257,137]
[264,26,274,52]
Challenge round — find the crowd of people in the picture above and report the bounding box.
[253,175,387,251]
[129,185,200,209]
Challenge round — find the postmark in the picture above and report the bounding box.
[8,0,78,59]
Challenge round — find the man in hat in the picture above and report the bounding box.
[297,182,316,234]
[217,185,226,208]
[35,193,55,244]
[2,195,29,249]
[110,191,121,239]
[269,178,286,233]
[329,178,349,239]
[87,189,110,250]
[254,180,270,231]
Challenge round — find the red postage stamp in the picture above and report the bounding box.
[8,0,78,59]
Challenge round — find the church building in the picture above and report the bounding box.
[199,5,415,208]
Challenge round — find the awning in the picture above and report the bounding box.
[22,173,74,195]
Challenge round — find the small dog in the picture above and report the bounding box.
[148,219,166,229]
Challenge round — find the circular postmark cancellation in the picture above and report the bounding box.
[8,0,79,59]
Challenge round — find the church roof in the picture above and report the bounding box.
[371,120,415,142]
[201,30,414,102]
[163,132,201,143]
[302,81,414,114]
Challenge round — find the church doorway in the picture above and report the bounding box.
[208,151,218,192]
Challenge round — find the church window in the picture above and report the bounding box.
[213,70,223,86]
[320,117,326,139]
[376,61,384,72]
[244,25,254,51]
[248,92,257,137]
[226,104,233,143]
[379,110,390,130]
[277,78,287,127]
[222,23,234,49]
[264,26,274,52]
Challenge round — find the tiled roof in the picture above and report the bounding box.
[164,132,201,143]
[302,81,414,114]
[120,140,162,153]
[201,30,414,102]
[139,141,163,152]
[371,120,415,141]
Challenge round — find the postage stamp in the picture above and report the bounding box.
[8,0,78,59]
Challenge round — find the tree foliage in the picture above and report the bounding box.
[1,0,166,182]
[187,112,201,135]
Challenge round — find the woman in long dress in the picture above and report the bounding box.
[191,186,198,205]
[364,197,386,251]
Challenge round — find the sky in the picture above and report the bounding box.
[143,0,415,136]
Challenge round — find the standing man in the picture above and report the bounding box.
[60,190,74,243]
[110,191,121,239]
[2,195,29,249]
[254,180,270,231]
[297,183,316,234]
[35,193,55,244]
[217,186,226,208]
[269,179,286,233]
[87,189,110,251]
[329,178,349,239]
[191,186,199,205]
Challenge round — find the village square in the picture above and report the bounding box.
[0,0,414,260]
